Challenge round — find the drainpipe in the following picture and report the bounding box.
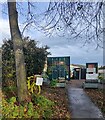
[79,68,81,80]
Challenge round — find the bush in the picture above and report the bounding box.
[98,75,105,83]
[35,95,55,118]
[98,75,104,81]
[2,97,40,118]
[2,86,17,99]
[50,79,58,87]
[2,38,50,86]
[1,95,54,119]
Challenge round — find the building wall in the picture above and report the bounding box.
[47,56,70,80]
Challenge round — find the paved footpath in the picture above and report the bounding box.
[67,80,105,119]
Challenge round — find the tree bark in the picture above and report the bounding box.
[103,1,105,112]
[8,1,28,102]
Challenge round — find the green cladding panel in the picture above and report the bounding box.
[47,56,70,80]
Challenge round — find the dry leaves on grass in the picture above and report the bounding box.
[85,89,104,116]
[41,86,71,119]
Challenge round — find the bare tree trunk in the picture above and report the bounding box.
[103,1,105,112]
[8,1,28,102]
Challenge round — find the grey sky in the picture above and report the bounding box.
[22,27,103,66]
[0,2,103,66]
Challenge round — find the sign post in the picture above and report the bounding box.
[36,78,43,86]
[35,75,43,94]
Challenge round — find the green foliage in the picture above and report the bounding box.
[36,95,54,108]
[2,97,40,118]
[98,74,105,83]
[2,40,16,86]
[3,86,17,92]
[9,97,16,103]
[35,95,55,118]
[42,72,49,79]
[22,37,50,76]
[50,79,58,87]
[98,75,104,81]
[2,37,50,86]
[2,86,17,98]
[2,95,54,119]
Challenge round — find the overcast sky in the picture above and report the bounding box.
[0,2,103,66]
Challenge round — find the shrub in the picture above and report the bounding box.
[2,38,50,86]
[2,86,17,99]
[34,95,55,118]
[1,95,54,119]
[50,79,58,87]
[2,97,40,118]
[98,75,104,81]
[98,74,105,83]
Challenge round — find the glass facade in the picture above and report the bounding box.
[47,56,70,80]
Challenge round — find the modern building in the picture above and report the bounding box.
[70,64,86,80]
[47,56,70,81]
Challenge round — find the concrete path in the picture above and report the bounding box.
[67,80,104,119]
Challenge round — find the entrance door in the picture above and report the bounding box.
[52,70,58,79]
[59,68,65,78]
